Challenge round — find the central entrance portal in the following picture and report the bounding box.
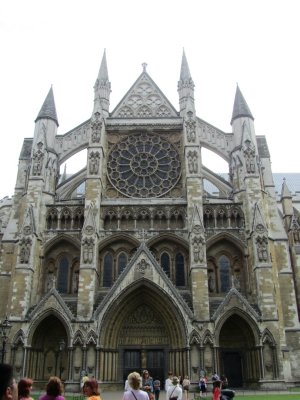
[124,349,165,385]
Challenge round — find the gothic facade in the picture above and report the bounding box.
[1,50,300,390]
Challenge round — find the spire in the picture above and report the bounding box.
[180,49,192,81]
[281,178,292,199]
[231,85,254,125]
[35,87,59,126]
[94,49,111,115]
[178,49,195,114]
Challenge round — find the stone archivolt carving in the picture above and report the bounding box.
[136,258,150,274]
[107,132,181,198]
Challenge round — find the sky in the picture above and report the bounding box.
[0,0,299,199]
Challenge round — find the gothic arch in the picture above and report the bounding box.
[214,307,260,345]
[206,232,245,253]
[44,233,81,254]
[147,232,189,249]
[27,309,73,345]
[99,280,188,348]
[189,329,201,345]
[215,311,261,387]
[26,312,70,381]
[98,233,140,252]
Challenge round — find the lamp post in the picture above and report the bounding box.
[59,338,66,380]
[0,316,12,363]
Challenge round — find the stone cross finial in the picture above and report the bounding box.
[142,63,148,72]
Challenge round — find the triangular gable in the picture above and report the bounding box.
[212,286,261,322]
[27,287,75,321]
[94,242,193,319]
[251,202,268,235]
[111,71,178,118]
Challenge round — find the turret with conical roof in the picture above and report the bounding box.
[178,49,195,115]
[93,49,111,117]
[35,86,59,127]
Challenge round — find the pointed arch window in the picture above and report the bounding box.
[103,253,113,287]
[118,252,127,275]
[175,253,185,286]
[57,257,69,293]
[161,252,170,277]
[219,255,231,292]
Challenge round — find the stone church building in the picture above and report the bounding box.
[1,50,300,390]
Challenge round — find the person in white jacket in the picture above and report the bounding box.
[166,377,182,400]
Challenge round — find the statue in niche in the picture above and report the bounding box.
[233,273,241,290]
[32,142,44,176]
[244,144,256,174]
[46,271,55,291]
[91,112,102,143]
[257,237,269,262]
[208,273,215,293]
[193,236,204,263]
[185,111,196,142]
[89,152,100,174]
[73,270,79,293]
[19,238,31,264]
[187,150,198,174]
[83,238,94,263]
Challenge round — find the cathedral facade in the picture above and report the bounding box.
[1,50,300,390]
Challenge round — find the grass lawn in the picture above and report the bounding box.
[235,397,300,400]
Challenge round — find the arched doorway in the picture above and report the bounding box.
[98,282,188,386]
[219,314,259,387]
[28,315,68,382]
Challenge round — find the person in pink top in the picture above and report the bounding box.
[39,377,64,400]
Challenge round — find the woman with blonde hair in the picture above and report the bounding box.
[123,372,149,400]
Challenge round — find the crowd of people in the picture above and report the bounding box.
[0,362,233,400]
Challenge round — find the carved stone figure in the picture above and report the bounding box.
[208,273,215,293]
[32,142,44,176]
[91,112,102,143]
[185,111,196,142]
[89,151,100,175]
[188,150,198,174]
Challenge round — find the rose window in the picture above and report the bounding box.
[107,133,181,198]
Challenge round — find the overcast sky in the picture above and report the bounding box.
[1,0,299,199]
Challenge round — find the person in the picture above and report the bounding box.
[18,379,34,400]
[122,372,149,400]
[166,377,182,400]
[124,379,129,391]
[39,377,64,400]
[182,376,190,400]
[164,371,173,400]
[212,380,221,400]
[0,364,18,400]
[198,376,207,397]
[141,370,154,400]
[83,379,101,400]
[81,373,89,394]
[220,375,228,389]
[153,378,160,400]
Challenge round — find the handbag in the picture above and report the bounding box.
[169,387,178,400]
